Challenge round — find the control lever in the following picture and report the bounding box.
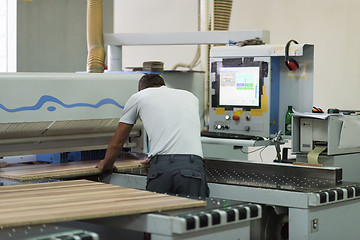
[272,130,283,162]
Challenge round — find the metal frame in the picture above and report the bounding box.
[104,31,270,71]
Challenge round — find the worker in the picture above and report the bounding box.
[95,73,209,199]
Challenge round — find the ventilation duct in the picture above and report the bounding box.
[213,0,233,31]
[86,0,105,73]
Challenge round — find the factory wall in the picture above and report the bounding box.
[16,0,113,73]
[113,0,200,72]
[115,0,360,112]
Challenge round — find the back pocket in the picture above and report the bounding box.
[147,169,163,181]
[180,169,202,180]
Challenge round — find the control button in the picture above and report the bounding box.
[215,124,229,130]
[232,115,240,121]
[225,115,230,120]
[215,124,222,130]
[246,116,251,121]
[244,126,250,131]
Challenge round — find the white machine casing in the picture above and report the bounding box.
[0,71,206,158]
[293,113,360,182]
[293,113,360,155]
[0,72,145,157]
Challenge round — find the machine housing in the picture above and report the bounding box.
[292,113,360,182]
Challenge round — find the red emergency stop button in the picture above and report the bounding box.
[232,115,240,121]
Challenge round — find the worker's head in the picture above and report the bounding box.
[138,74,165,91]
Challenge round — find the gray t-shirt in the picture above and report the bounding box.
[120,86,203,158]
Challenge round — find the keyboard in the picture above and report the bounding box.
[201,131,264,140]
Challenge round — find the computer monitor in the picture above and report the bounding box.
[218,65,261,108]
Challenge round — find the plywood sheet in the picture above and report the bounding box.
[0,159,145,181]
[0,179,206,228]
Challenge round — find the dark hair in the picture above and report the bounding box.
[138,74,165,91]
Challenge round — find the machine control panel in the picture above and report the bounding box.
[208,44,314,139]
[208,55,271,138]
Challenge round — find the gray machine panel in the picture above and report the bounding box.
[208,44,314,138]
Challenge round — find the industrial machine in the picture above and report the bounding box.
[292,112,360,182]
[0,30,270,159]
[0,31,271,240]
[100,43,360,240]
[201,44,360,240]
[2,28,360,239]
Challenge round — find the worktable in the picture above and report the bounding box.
[0,158,265,240]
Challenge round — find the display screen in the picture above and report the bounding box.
[219,66,261,107]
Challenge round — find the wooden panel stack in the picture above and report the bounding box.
[0,159,145,181]
[0,179,206,228]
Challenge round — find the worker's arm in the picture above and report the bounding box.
[95,122,134,172]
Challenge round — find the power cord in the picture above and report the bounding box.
[240,146,267,154]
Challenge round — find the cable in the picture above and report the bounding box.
[259,146,267,162]
[172,45,201,71]
[240,146,267,154]
[239,145,268,162]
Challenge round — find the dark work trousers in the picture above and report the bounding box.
[146,154,210,199]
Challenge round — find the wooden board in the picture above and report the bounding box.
[0,179,206,228]
[0,159,145,181]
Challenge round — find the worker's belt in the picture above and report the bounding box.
[150,154,203,164]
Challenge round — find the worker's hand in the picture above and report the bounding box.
[95,159,117,172]
[140,158,150,165]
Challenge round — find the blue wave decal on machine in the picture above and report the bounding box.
[0,95,124,112]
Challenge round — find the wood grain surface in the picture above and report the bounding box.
[0,179,206,228]
[0,159,145,181]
